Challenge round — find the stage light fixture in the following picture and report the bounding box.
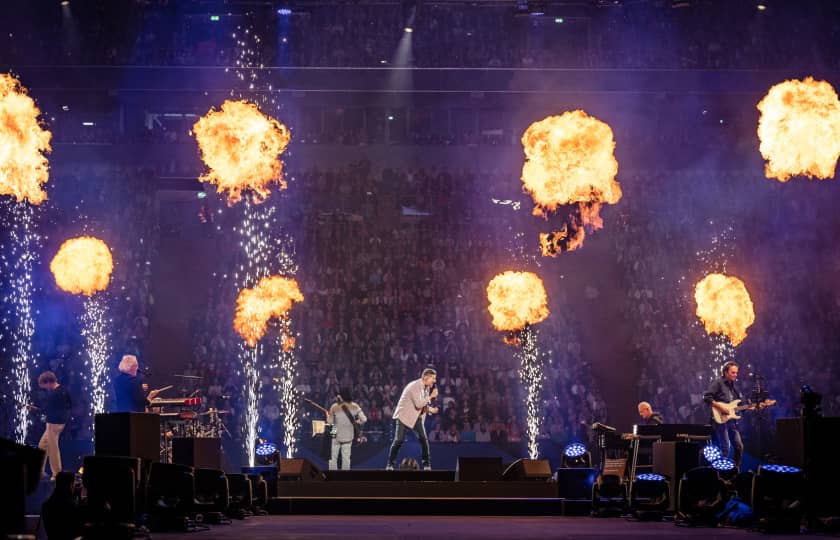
[712,457,737,481]
[562,442,591,468]
[753,463,805,533]
[756,4,767,10]
[677,466,728,526]
[702,443,722,463]
[277,8,292,16]
[801,384,822,417]
[630,473,670,520]
[404,27,413,33]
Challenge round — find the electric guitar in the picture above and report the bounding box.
[712,399,776,424]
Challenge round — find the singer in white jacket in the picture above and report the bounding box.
[386,368,439,470]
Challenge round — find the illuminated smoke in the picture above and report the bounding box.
[757,77,840,181]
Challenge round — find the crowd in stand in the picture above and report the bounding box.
[2,1,839,70]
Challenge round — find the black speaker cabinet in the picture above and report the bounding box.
[94,412,160,461]
[455,457,504,481]
[653,441,702,511]
[502,458,552,481]
[555,467,599,499]
[776,416,840,518]
[172,437,222,469]
[278,458,325,481]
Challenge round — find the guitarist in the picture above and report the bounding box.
[703,361,744,467]
[32,371,72,480]
[326,387,367,470]
[386,368,439,471]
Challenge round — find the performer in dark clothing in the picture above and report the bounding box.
[703,361,744,467]
[113,354,159,413]
[637,401,664,425]
[34,371,72,479]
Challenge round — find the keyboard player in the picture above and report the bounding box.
[637,401,664,426]
[113,354,161,412]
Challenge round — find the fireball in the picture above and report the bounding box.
[694,273,755,347]
[0,74,52,204]
[235,275,304,347]
[486,271,549,333]
[50,237,114,296]
[522,111,620,214]
[757,77,840,181]
[193,100,291,204]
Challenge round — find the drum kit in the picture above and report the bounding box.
[152,374,232,463]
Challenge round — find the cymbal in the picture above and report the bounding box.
[198,409,231,416]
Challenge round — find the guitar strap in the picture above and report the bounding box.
[340,402,361,442]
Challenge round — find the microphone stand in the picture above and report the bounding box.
[750,372,770,462]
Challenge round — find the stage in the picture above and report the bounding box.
[150,515,805,540]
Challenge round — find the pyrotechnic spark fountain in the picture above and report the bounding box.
[521,111,621,255]
[50,236,114,424]
[515,325,543,460]
[757,77,840,181]
[694,273,755,347]
[487,271,549,459]
[233,269,303,465]
[0,73,51,442]
[207,20,303,463]
[1,203,40,442]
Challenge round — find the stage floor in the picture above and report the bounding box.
[151,515,804,540]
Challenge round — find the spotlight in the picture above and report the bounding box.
[255,441,278,465]
[753,464,805,533]
[404,27,413,33]
[591,458,628,517]
[562,442,591,468]
[60,0,70,5]
[756,3,767,10]
[711,458,738,481]
[277,8,292,16]
[630,473,670,520]
[702,443,722,463]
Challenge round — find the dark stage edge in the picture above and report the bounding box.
[271,468,564,515]
[149,515,805,540]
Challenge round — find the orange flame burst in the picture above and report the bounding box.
[50,237,114,296]
[0,74,52,205]
[234,275,304,347]
[193,100,291,204]
[694,273,755,347]
[486,271,549,333]
[757,77,840,181]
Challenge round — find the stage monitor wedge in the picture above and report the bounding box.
[502,458,551,481]
[278,458,325,482]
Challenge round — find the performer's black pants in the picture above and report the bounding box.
[387,417,430,468]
